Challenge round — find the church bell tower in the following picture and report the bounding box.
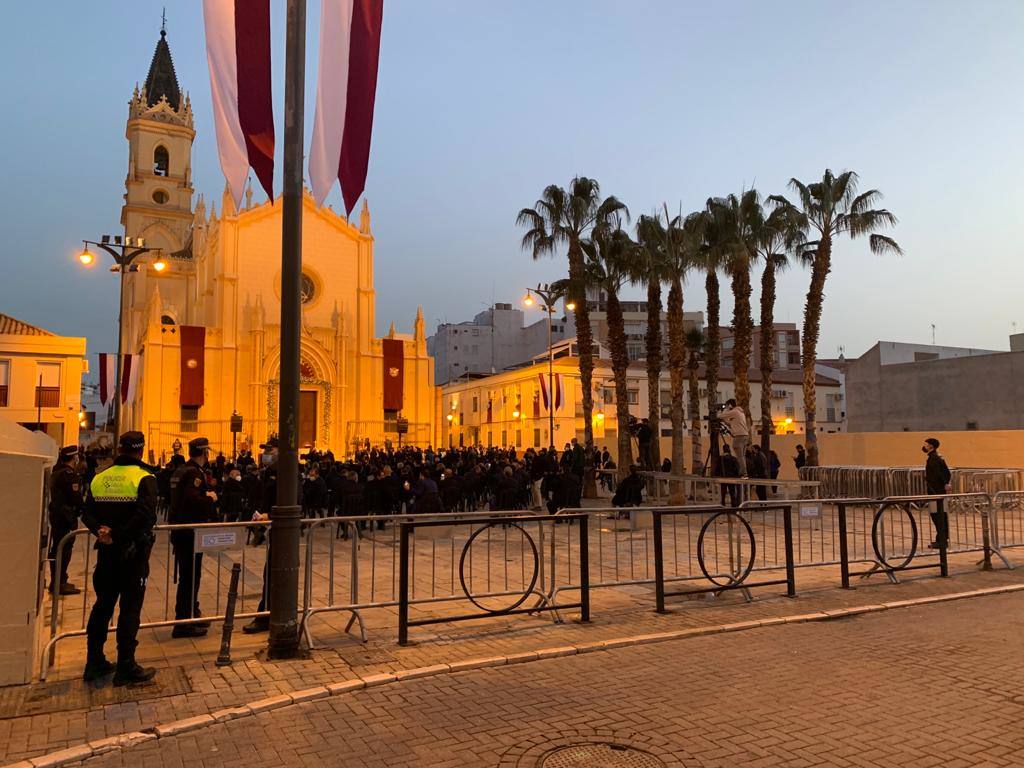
[122,24,194,249]
[120,23,196,361]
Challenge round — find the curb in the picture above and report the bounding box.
[9,582,1024,768]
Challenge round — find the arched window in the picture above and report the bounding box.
[154,145,169,176]
[161,314,176,326]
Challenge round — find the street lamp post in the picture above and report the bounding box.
[78,236,164,446]
[523,284,575,451]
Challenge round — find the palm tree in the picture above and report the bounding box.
[704,191,762,420]
[688,211,723,411]
[517,178,628,494]
[580,221,637,474]
[758,250,790,451]
[770,170,901,465]
[634,214,668,470]
[684,327,705,476]
[656,207,699,487]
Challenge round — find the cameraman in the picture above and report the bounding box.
[719,399,751,477]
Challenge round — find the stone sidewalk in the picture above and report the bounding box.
[4,553,1024,765]
[75,589,1024,768]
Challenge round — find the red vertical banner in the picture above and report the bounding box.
[180,326,206,407]
[382,338,404,411]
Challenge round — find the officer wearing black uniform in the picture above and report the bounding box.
[82,431,157,685]
[169,437,217,637]
[49,445,84,595]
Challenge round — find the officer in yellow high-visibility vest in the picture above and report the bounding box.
[81,431,158,685]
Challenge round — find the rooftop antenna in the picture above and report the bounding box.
[931,323,936,346]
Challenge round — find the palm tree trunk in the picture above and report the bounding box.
[666,278,685,496]
[759,261,776,452]
[731,260,753,418]
[705,271,721,407]
[802,236,832,467]
[606,288,633,475]
[568,241,598,495]
[645,279,663,469]
[688,350,701,476]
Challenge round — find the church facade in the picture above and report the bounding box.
[117,29,435,459]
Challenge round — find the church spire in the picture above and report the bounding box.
[144,21,181,110]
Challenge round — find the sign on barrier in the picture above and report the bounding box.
[799,503,821,519]
[195,528,241,552]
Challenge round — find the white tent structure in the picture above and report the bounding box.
[0,417,56,684]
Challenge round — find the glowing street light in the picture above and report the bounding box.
[77,235,161,445]
[152,257,167,272]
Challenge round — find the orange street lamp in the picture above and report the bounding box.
[153,257,167,272]
[77,235,160,446]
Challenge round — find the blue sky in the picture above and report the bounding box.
[2,0,1022,372]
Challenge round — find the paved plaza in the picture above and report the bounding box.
[34,588,1024,767]
[4,542,1024,767]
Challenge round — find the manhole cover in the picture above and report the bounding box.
[540,744,665,767]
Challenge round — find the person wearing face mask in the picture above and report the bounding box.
[221,467,245,522]
[168,437,218,637]
[922,437,952,549]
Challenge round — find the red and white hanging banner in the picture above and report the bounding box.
[309,0,384,211]
[202,0,275,208]
[121,354,141,405]
[98,353,115,407]
[98,353,139,406]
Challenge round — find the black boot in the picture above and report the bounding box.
[171,624,208,638]
[113,661,156,686]
[193,609,211,629]
[83,657,115,682]
[242,617,270,634]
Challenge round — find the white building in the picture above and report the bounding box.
[428,303,573,384]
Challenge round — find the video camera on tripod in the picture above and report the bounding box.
[704,403,732,438]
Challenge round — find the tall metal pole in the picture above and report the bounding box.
[112,263,127,446]
[547,303,555,450]
[268,0,306,660]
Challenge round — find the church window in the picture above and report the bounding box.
[154,145,169,176]
[152,189,169,205]
[300,273,316,304]
[161,314,176,326]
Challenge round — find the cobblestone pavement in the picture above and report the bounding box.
[77,589,1024,767]
[5,557,1024,765]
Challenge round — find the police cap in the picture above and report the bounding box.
[189,437,211,455]
[119,431,145,452]
[59,445,79,461]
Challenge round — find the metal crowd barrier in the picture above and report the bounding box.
[43,491,1021,679]
[800,466,1023,499]
[652,505,797,611]
[396,513,589,645]
[640,471,820,504]
[43,519,272,680]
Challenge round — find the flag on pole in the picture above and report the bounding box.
[309,0,384,211]
[202,0,275,208]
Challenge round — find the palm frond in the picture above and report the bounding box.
[869,233,903,256]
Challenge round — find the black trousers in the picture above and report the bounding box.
[48,515,76,587]
[86,545,150,664]
[171,534,204,620]
[929,504,949,548]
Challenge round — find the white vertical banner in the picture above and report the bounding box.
[309,0,355,204]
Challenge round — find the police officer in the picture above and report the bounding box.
[49,445,84,595]
[82,431,157,685]
[169,437,217,637]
